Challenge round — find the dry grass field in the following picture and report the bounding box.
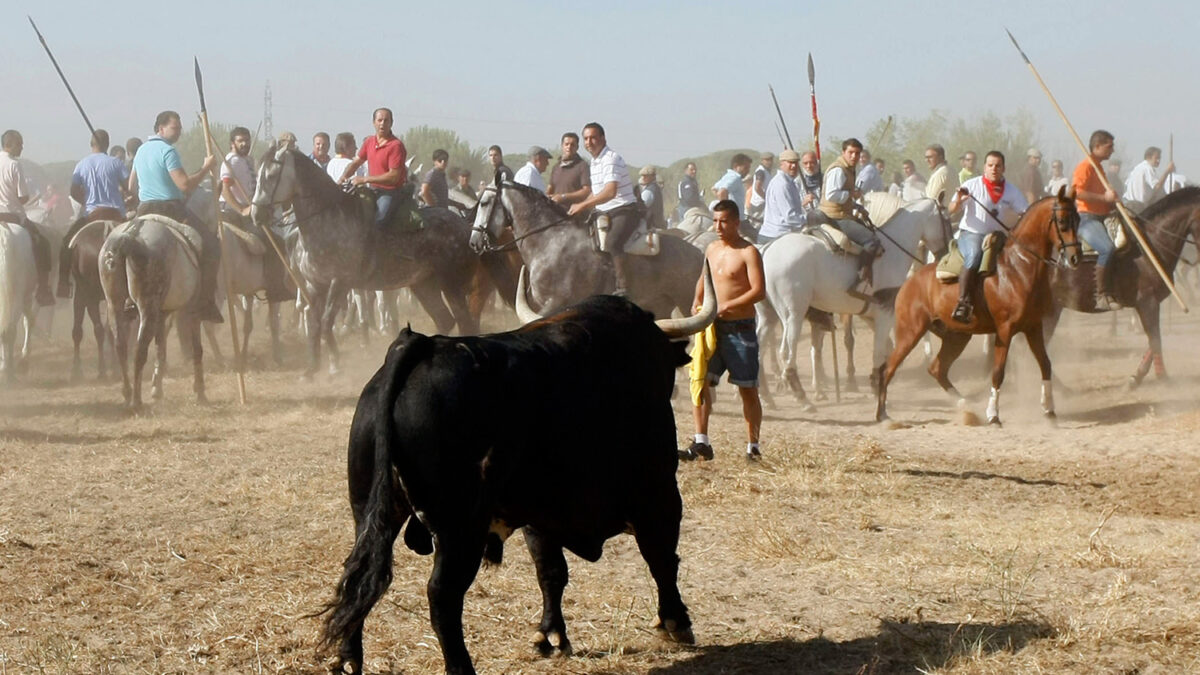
[1,300,1198,674]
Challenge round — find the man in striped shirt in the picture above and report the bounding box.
[568,122,637,295]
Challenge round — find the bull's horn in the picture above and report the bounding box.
[515,266,544,324]
[656,259,717,338]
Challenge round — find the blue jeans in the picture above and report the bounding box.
[957,230,985,269]
[706,318,759,388]
[1078,213,1115,267]
[374,189,400,226]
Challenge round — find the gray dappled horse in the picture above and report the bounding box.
[251,145,492,378]
[470,178,703,318]
[98,216,206,407]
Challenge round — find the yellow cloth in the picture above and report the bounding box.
[688,323,718,406]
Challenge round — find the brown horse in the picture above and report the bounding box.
[65,220,119,380]
[1046,187,1200,387]
[875,190,1081,424]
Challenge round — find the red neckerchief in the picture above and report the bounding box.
[982,177,1005,204]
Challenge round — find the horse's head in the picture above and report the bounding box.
[470,180,510,254]
[251,142,298,229]
[1050,185,1081,268]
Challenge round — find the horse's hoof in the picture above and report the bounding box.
[195,393,210,405]
[988,416,1002,427]
[801,401,817,414]
[845,380,859,393]
[1127,376,1141,391]
[1044,411,1057,426]
[151,387,164,401]
[299,371,315,383]
[813,391,827,402]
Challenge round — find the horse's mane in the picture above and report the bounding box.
[282,147,345,198]
[1140,186,1200,222]
[502,180,576,221]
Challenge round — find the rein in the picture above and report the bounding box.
[472,185,580,253]
[963,192,1077,266]
[858,210,926,264]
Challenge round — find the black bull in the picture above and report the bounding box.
[321,283,715,674]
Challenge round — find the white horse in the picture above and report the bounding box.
[757,196,950,406]
[0,223,37,380]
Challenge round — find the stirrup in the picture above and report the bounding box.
[952,301,973,323]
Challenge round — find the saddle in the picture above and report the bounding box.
[936,232,1004,283]
[68,219,119,250]
[220,220,267,256]
[352,187,425,233]
[804,223,866,257]
[592,210,660,256]
[1079,214,1132,256]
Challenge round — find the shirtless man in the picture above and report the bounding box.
[680,199,766,462]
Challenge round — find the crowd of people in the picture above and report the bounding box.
[0,109,1189,462]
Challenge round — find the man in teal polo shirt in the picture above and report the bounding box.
[129,110,222,322]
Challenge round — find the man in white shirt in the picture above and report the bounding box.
[746,152,774,224]
[568,123,637,295]
[947,150,1029,323]
[219,126,256,227]
[0,130,55,305]
[923,144,957,207]
[513,146,550,193]
[1123,146,1176,212]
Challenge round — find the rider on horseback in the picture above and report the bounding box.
[58,129,129,298]
[128,111,222,322]
[219,126,290,303]
[0,130,56,307]
[1072,130,1120,310]
[336,108,407,227]
[817,138,881,298]
[567,122,638,296]
[948,150,1029,323]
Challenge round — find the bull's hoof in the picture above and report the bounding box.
[329,656,361,674]
[655,618,695,645]
[533,630,572,657]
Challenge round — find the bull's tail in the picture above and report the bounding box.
[321,328,432,656]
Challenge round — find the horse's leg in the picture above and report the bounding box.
[239,295,253,372]
[151,313,169,402]
[87,300,107,380]
[71,292,86,381]
[358,290,374,347]
[132,311,157,408]
[875,311,930,423]
[1131,300,1164,387]
[18,307,34,374]
[986,334,1012,426]
[322,281,348,376]
[410,278,456,335]
[444,287,479,336]
[927,331,970,402]
[1024,325,1055,420]
[841,314,858,392]
[114,305,132,404]
[303,282,326,380]
[809,324,827,400]
[268,301,283,367]
[191,314,207,403]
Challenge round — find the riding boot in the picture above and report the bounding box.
[847,249,876,302]
[611,253,630,297]
[952,267,975,323]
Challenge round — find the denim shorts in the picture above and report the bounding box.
[706,318,759,388]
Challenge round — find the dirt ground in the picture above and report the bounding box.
[1,299,1198,674]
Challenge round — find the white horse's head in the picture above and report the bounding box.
[251,143,298,228]
[470,180,510,253]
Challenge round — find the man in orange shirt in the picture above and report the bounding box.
[1072,129,1119,309]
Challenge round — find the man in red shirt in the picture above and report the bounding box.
[336,107,407,225]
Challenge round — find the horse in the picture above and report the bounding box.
[0,222,38,381]
[757,196,952,408]
[875,190,1082,424]
[1045,187,1200,386]
[64,220,119,381]
[251,145,507,377]
[98,216,207,407]
[469,178,704,319]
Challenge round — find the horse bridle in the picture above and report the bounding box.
[471,183,578,253]
[965,192,1080,265]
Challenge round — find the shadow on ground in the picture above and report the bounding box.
[630,619,1054,675]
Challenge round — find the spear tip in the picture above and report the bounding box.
[1004,27,1031,64]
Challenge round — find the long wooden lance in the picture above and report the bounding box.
[1167,133,1174,195]
[1005,28,1187,312]
[870,115,894,155]
[768,85,794,150]
[28,16,99,145]
[195,57,248,403]
[773,120,787,150]
[807,53,821,162]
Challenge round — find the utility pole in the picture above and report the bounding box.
[263,81,273,141]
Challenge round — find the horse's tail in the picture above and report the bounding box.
[101,228,147,315]
[321,327,433,654]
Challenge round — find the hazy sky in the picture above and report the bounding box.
[5,1,1194,176]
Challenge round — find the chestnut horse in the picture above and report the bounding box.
[875,190,1081,424]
